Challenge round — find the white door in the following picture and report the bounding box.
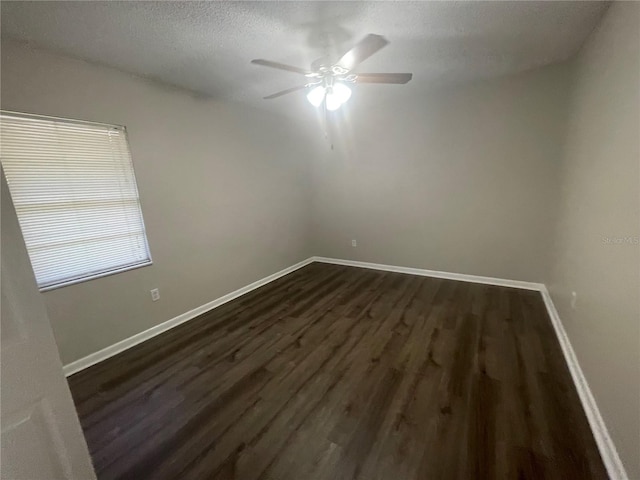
[1,170,96,480]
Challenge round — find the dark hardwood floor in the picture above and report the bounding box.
[68,262,607,480]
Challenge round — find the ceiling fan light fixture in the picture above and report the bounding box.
[306,85,326,107]
[325,83,352,111]
[325,91,340,111]
[333,82,352,104]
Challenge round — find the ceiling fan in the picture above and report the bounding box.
[251,34,413,111]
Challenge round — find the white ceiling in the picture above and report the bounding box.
[2,1,609,113]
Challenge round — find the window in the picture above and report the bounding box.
[1,111,152,291]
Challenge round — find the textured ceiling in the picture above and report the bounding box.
[2,1,609,114]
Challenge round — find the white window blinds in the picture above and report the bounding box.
[1,112,151,290]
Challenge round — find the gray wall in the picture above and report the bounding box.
[311,65,571,282]
[1,41,315,365]
[548,2,640,477]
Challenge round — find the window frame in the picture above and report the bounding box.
[1,110,153,292]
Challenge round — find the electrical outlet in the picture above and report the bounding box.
[150,288,160,302]
[352,239,357,247]
[571,291,577,310]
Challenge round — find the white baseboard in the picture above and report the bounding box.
[62,255,627,479]
[312,256,544,291]
[540,286,628,480]
[62,257,315,377]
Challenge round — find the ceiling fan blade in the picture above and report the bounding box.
[251,59,310,75]
[355,73,413,84]
[263,85,308,99]
[336,34,389,71]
